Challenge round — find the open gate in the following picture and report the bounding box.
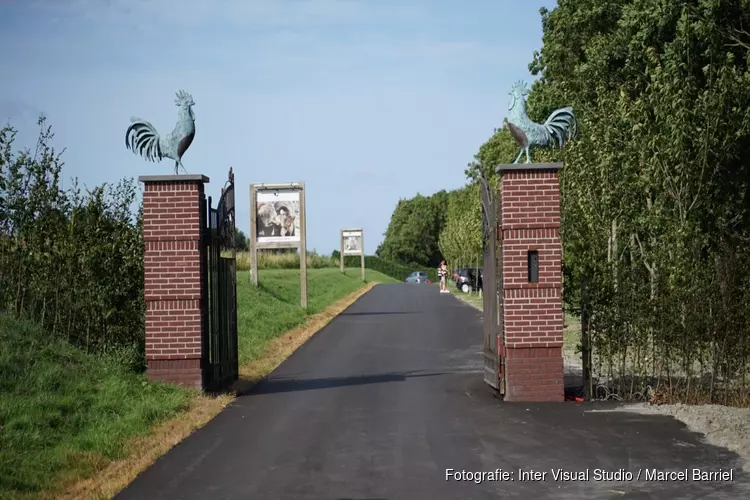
[480,175,504,394]
[201,168,239,392]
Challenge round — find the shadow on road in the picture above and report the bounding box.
[244,370,446,395]
[339,311,417,316]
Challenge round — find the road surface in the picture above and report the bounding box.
[117,283,749,499]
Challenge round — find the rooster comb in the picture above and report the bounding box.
[510,80,529,94]
[174,90,194,106]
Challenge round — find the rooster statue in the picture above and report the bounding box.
[125,90,196,174]
[504,80,576,164]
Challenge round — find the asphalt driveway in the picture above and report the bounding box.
[116,284,749,499]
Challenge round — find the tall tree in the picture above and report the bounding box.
[439,184,482,270]
[235,229,249,252]
[377,191,450,267]
[513,0,750,400]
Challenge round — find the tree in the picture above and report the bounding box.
[438,184,482,270]
[235,229,249,252]
[513,0,750,402]
[465,127,519,183]
[377,191,449,268]
[0,117,145,361]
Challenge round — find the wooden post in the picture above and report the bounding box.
[360,231,366,282]
[249,185,258,286]
[299,182,308,309]
[340,229,345,273]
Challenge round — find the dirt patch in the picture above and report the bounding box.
[54,283,378,500]
[618,403,750,473]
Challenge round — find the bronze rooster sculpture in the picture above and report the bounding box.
[125,90,196,174]
[504,80,576,164]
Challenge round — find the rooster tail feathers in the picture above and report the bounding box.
[543,107,576,148]
[125,119,163,163]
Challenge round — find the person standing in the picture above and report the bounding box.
[438,260,449,294]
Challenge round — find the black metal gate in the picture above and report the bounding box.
[480,175,504,393]
[201,168,239,392]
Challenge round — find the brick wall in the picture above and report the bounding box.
[498,166,564,402]
[139,175,209,390]
[503,347,563,402]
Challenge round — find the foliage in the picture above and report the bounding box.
[235,229,249,252]
[0,119,145,361]
[0,313,190,498]
[522,0,750,403]
[376,191,449,268]
[438,183,483,270]
[464,127,519,183]
[234,250,335,271]
[235,248,437,282]
[339,254,438,282]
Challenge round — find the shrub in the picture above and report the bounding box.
[0,119,144,358]
[233,250,337,271]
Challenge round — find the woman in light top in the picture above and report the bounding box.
[438,260,449,294]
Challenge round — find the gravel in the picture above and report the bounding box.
[564,354,750,472]
[463,296,750,473]
[614,402,750,473]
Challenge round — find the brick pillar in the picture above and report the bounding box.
[138,174,209,390]
[497,163,564,402]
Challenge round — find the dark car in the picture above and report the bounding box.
[451,268,463,282]
[451,267,471,282]
[404,271,431,284]
[456,268,482,293]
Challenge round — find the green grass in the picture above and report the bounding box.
[454,289,484,310]
[0,267,396,499]
[0,315,192,499]
[563,311,582,357]
[452,290,582,358]
[236,267,397,364]
[234,250,337,271]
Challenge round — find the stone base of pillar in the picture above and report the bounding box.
[503,346,564,402]
[146,358,202,390]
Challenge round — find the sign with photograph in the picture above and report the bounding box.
[339,227,366,281]
[250,182,308,307]
[255,190,301,244]
[342,230,363,255]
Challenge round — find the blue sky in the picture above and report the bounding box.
[0,0,555,255]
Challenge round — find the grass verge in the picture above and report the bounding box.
[452,287,581,360]
[1,268,395,500]
[41,269,393,500]
[0,315,192,500]
[236,268,396,365]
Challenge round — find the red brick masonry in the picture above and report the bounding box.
[498,165,564,402]
[138,175,209,390]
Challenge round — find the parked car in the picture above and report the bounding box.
[404,271,431,284]
[456,268,482,293]
[452,267,470,282]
